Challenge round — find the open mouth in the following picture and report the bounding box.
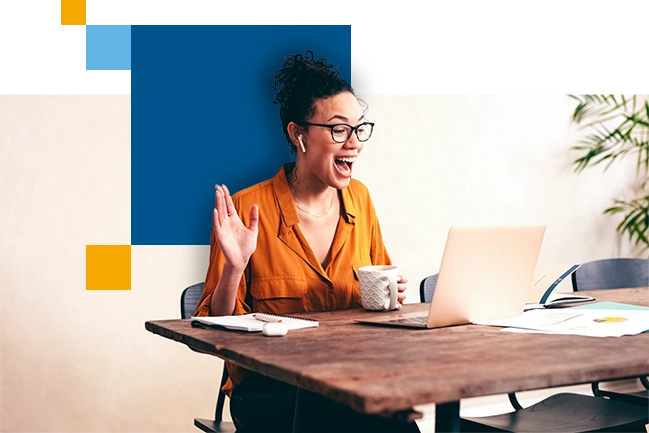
[334,156,356,177]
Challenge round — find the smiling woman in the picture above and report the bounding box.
[192,51,417,432]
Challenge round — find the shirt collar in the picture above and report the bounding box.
[273,164,300,226]
[273,163,356,226]
[340,183,356,223]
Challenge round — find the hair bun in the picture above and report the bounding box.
[272,51,354,155]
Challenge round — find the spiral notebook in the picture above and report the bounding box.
[191,313,319,332]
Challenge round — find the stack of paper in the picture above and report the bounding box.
[476,305,649,337]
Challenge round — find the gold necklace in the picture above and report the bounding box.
[294,190,336,218]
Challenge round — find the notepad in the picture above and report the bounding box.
[527,264,580,302]
[191,313,319,332]
[524,264,595,310]
[524,292,596,310]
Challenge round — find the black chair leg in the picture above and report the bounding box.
[215,366,230,422]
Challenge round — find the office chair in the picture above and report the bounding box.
[571,258,649,292]
[180,283,236,433]
[418,273,438,304]
[418,274,649,432]
[572,258,649,407]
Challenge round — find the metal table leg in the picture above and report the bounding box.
[292,388,304,433]
[435,401,460,432]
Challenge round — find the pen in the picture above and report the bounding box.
[253,314,283,323]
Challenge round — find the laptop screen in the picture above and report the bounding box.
[426,224,546,328]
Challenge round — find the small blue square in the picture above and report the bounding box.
[86,25,131,70]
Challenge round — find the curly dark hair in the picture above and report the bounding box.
[272,51,354,155]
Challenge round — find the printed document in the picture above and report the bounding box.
[476,308,649,337]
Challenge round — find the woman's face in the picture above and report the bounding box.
[298,91,367,190]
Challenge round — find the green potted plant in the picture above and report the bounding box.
[569,95,649,250]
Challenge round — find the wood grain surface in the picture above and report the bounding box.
[145,288,649,415]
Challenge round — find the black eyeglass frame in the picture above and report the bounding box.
[301,122,375,143]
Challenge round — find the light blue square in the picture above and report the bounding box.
[86,25,131,70]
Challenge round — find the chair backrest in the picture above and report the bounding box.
[180,282,205,319]
[179,282,231,424]
[419,274,438,303]
[572,258,649,291]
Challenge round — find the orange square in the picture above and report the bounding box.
[61,0,86,25]
[86,245,131,290]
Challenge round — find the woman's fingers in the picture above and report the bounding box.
[212,207,227,243]
[212,207,220,231]
[397,275,408,303]
[214,186,227,227]
[248,204,259,232]
[214,184,258,234]
[223,185,238,219]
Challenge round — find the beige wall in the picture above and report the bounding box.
[0,94,641,432]
[0,96,222,432]
[356,95,642,293]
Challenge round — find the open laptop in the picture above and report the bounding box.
[354,224,546,329]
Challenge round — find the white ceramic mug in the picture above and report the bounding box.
[358,265,400,311]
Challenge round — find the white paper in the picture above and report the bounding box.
[191,313,319,332]
[475,309,649,337]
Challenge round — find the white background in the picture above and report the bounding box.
[0,0,649,89]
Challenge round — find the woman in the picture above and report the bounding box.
[194,52,417,433]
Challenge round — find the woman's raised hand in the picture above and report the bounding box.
[213,185,259,270]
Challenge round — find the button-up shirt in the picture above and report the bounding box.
[194,163,392,393]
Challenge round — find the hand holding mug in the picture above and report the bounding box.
[358,265,405,311]
[396,274,408,305]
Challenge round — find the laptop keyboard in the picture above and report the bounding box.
[388,316,427,324]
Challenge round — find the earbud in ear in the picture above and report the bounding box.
[298,135,306,153]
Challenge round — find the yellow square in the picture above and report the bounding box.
[86,245,131,290]
[61,0,86,25]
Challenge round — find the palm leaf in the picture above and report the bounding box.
[572,94,649,250]
[604,196,649,249]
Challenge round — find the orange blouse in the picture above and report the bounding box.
[194,163,392,394]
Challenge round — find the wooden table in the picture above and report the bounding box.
[145,288,649,432]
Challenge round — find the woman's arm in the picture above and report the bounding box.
[209,262,246,316]
[208,185,258,316]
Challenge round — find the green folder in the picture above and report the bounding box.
[573,301,649,311]
[574,301,649,332]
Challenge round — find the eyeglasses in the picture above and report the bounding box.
[302,122,375,143]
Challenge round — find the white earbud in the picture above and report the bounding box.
[298,135,306,153]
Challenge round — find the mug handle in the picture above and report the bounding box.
[386,274,399,310]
